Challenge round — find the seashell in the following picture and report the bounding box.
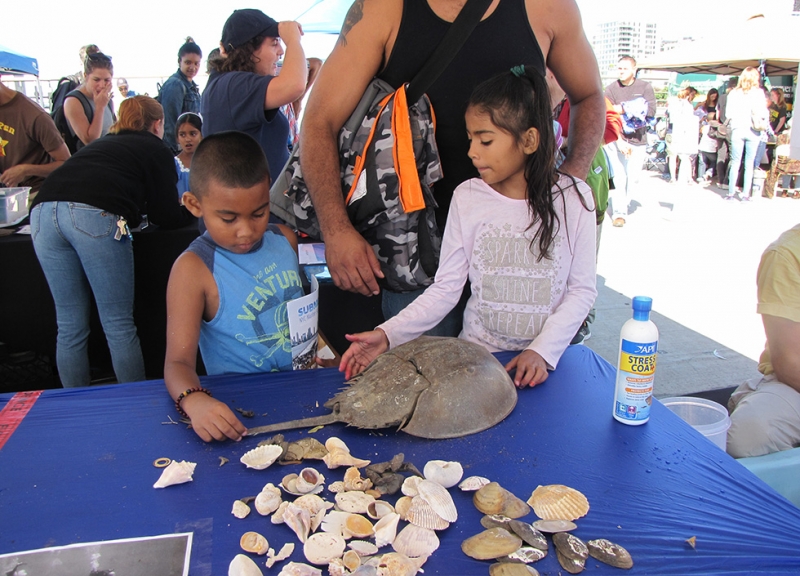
[229,553,264,576]
[327,558,347,576]
[343,549,362,571]
[506,520,548,551]
[372,552,426,576]
[266,542,295,568]
[344,466,374,492]
[295,468,326,494]
[401,476,422,497]
[349,540,380,556]
[303,532,347,565]
[277,562,322,576]
[473,482,507,515]
[153,460,196,488]
[240,531,269,555]
[255,483,283,516]
[392,524,440,558]
[272,500,290,524]
[367,499,395,520]
[232,500,251,519]
[406,497,450,530]
[325,437,349,452]
[311,508,327,533]
[489,564,541,576]
[553,533,588,561]
[344,513,375,538]
[555,550,585,574]
[526,485,589,522]
[281,473,300,494]
[295,437,329,460]
[480,514,513,530]
[294,494,333,517]
[322,437,370,469]
[335,490,376,513]
[501,493,531,519]
[327,481,346,493]
[373,512,400,548]
[240,444,283,470]
[284,503,312,542]
[352,565,380,576]
[459,475,491,492]
[416,479,457,523]
[504,546,548,563]
[587,539,633,569]
[531,519,577,533]
[321,510,352,537]
[422,460,463,488]
[460,528,522,560]
[394,496,413,520]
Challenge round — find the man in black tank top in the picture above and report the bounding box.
[301,0,604,306]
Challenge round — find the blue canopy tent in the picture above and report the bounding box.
[264,0,351,34]
[0,44,46,107]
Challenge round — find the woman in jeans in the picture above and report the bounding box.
[64,52,116,148]
[725,67,769,201]
[31,96,194,387]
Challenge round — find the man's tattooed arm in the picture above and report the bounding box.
[338,0,365,46]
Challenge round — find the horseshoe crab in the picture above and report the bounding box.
[247,336,517,439]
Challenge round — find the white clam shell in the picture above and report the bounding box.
[392,524,440,558]
[303,532,347,565]
[401,475,422,497]
[458,475,491,492]
[277,562,322,576]
[335,490,375,513]
[406,497,450,530]
[240,444,283,470]
[367,499,395,520]
[373,512,400,548]
[416,479,457,523]
[240,531,269,555]
[348,539,380,556]
[255,483,283,516]
[153,460,196,488]
[232,500,251,519]
[423,460,464,489]
[229,553,264,576]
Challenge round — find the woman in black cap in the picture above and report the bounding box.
[202,9,306,181]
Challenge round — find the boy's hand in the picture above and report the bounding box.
[182,393,248,442]
[505,350,549,388]
[339,329,389,380]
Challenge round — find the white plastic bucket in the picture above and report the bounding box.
[661,396,731,451]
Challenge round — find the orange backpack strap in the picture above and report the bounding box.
[344,92,395,205]
[392,85,426,213]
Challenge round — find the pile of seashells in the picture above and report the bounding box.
[460,481,633,575]
[227,437,470,576]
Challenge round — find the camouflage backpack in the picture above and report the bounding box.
[272,78,443,293]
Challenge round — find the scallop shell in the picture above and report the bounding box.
[527,485,589,521]
[343,466,373,492]
[406,497,450,530]
[586,539,634,569]
[229,553,264,576]
[284,503,312,542]
[272,500,290,524]
[321,510,352,537]
[344,513,375,538]
[266,543,295,568]
[295,468,326,494]
[240,531,269,555]
[392,524,440,558]
[348,539,380,556]
[423,460,463,488]
[459,476,491,492]
[416,479,457,523]
[255,484,283,516]
[367,499,395,520]
[401,476,422,497]
[277,562,322,576]
[342,549,362,571]
[373,512,400,548]
[232,500,251,519]
[240,444,283,470]
[394,496,413,520]
[303,532,347,565]
[461,527,522,560]
[153,460,196,488]
[335,490,376,513]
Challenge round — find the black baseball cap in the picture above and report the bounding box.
[221,9,280,51]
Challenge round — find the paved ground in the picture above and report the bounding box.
[583,168,800,399]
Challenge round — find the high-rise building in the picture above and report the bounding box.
[592,21,659,75]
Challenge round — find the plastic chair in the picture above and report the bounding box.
[737,447,800,508]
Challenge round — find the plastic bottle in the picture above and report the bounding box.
[613,296,658,425]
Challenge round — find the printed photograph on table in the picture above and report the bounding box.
[288,276,320,370]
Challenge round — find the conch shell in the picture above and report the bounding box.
[322,437,371,469]
[153,460,196,488]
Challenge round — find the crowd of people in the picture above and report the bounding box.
[0,1,797,460]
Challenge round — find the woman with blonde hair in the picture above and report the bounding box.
[30,95,194,388]
[725,67,769,201]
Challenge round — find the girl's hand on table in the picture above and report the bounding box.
[505,350,549,388]
[183,393,248,442]
[339,329,389,380]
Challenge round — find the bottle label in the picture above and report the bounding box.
[614,339,657,422]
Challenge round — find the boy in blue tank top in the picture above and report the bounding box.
[164,131,303,442]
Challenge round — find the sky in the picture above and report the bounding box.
[1,0,788,86]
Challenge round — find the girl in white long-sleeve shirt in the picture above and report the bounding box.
[339,65,597,388]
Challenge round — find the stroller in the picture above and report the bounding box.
[644,118,668,175]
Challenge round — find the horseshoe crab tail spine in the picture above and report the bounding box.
[246,414,340,437]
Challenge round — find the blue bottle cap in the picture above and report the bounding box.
[632,296,652,320]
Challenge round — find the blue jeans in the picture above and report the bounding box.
[31,202,145,387]
[728,128,761,198]
[381,286,467,338]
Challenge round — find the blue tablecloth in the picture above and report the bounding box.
[2,345,799,575]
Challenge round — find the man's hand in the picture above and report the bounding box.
[0,165,28,187]
[326,227,384,296]
[182,393,248,442]
[339,329,390,380]
[505,349,549,388]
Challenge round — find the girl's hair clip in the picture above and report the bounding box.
[511,65,526,78]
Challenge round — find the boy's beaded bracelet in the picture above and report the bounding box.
[175,387,212,418]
